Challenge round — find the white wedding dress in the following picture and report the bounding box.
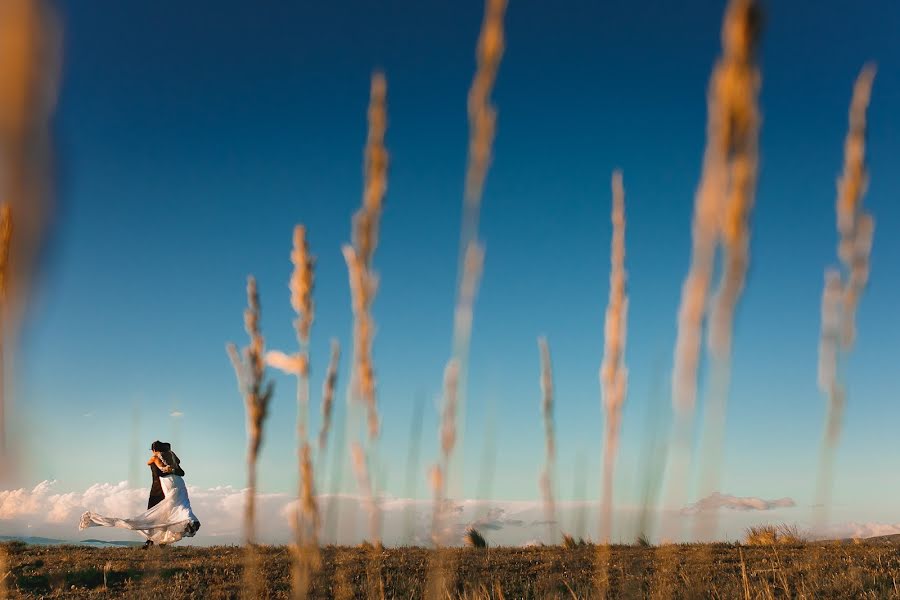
[79,473,200,544]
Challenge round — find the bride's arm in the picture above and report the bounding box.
[148,455,173,473]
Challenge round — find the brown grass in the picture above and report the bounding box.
[744,524,807,546]
[225,276,275,597]
[464,529,488,549]
[5,539,900,598]
[31,541,900,599]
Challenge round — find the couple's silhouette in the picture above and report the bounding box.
[80,440,200,546]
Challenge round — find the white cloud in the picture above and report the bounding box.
[0,482,608,546]
[681,492,796,515]
[0,483,833,547]
[816,521,900,541]
[169,411,184,418]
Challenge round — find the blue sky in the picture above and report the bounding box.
[7,0,900,540]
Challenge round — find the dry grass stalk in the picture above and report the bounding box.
[0,0,57,309]
[836,65,876,349]
[264,225,319,599]
[0,204,11,467]
[431,358,459,545]
[0,205,11,304]
[429,4,506,595]
[0,0,58,477]
[600,170,629,543]
[817,269,844,448]
[594,542,611,598]
[672,0,761,415]
[436,0,507,521]
[696,0,763,539]
[351,442,380,544]
[290,225,316,347]
[666,0,761,540]
[318,339,341,450]
[744,524,806,546]
[0,206,12,593]
[820,67,876,442]
[343,72,388,441]
[453,241,485,362]
[0,8,57,562]
[339,74,388,563]
[816,66,876,517]
[295,442,322,599]
[537,336,557,543]
[464,0,507,218]
[431,247,482,545]
[705,0,762,361]
[465,528,487,549]
[226,276,274,597]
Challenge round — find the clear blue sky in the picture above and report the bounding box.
[15,0,900,529]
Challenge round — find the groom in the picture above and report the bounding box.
[147,440,183,509]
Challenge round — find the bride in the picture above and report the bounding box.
[79,442,201,546]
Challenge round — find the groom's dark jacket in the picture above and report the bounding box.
[147,464,165,509]
[147,455,186,510]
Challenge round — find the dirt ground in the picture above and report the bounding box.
[3,540,900,598]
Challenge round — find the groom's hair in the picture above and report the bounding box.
[151,440,172,452]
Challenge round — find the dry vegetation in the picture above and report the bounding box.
[0,0,888,596]
[5,541,900,599]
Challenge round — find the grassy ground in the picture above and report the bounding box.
[3,540,900,598]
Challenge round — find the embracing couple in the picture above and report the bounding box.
[79,440,201,547]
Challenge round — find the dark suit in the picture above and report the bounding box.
[147,464,165,509]
[147,455,185,509]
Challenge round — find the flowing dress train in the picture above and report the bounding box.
[79,473,200,544]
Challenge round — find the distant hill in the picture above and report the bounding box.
[0,535,143,547]
[847,534,900,545]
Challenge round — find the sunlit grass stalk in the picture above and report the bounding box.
[226,276,274,597]
[0,4,57,592]
[428,17,507,600]
[318,339,341,451]
[350,442,380,546]
[0,204,11,465]
[836,65,876,350]
[0,0,58,474]
[666,0,761,540]
[264,225,319,598]
[695,0,763,539]
[672,0,761,417]
[296,442,321,597]
[343,72,389,550]
[600,170,628,543]
[0,211,7,600]
[343,72,388,442]
[816,66,876,520]
[537,336,557,543]
[432,0,507,538]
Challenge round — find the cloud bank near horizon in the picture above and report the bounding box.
[681,492,797,515]
[0,481,883,546]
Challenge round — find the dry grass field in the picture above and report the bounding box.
[4,540,900,599]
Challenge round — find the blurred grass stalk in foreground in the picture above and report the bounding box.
[0,2,59,597]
